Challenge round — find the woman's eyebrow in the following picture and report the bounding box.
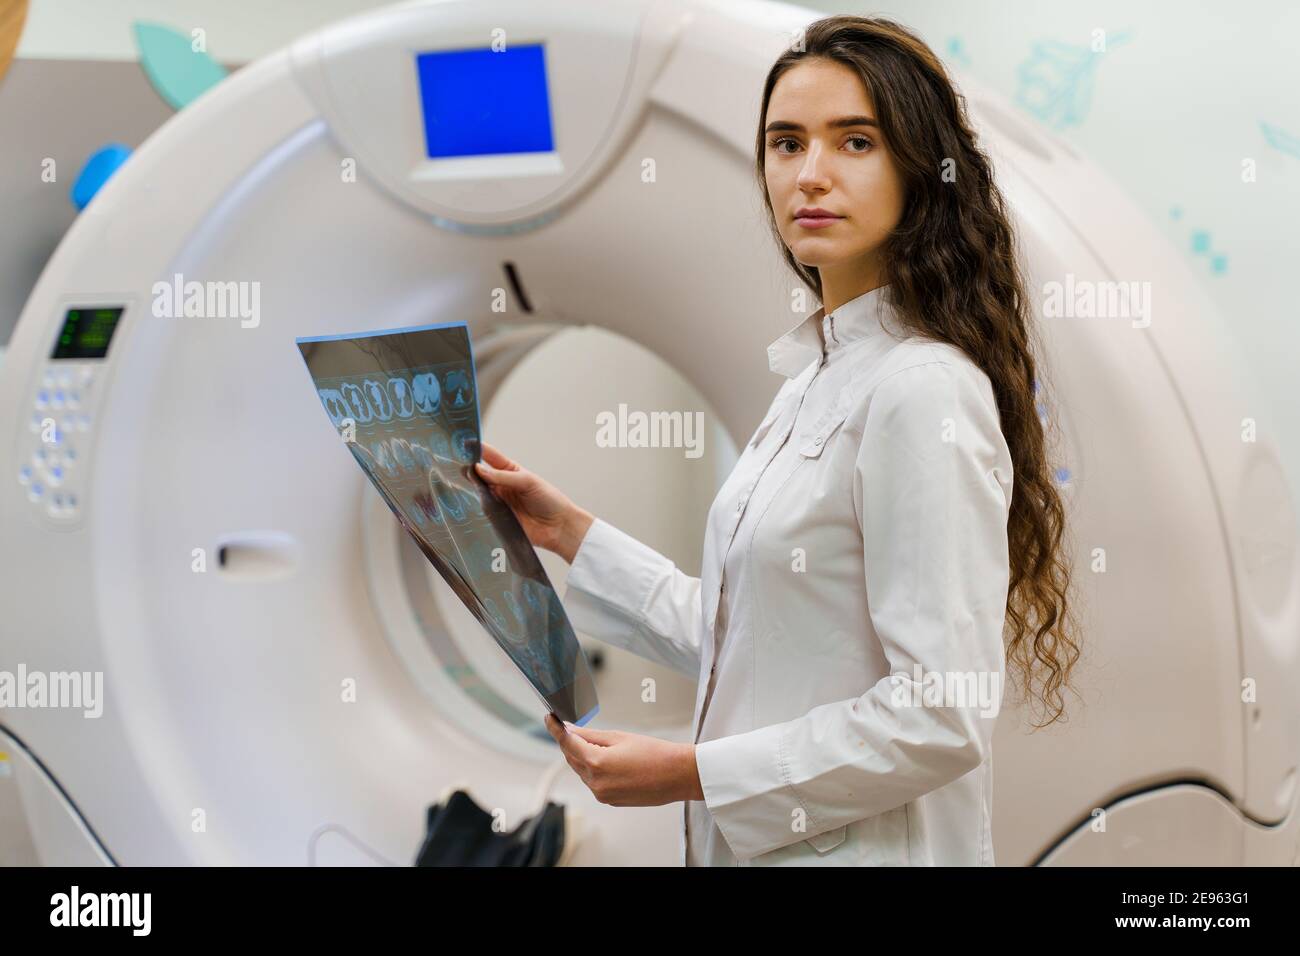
[764,115,879,133]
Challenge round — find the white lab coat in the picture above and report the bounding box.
[561,284,1014,865]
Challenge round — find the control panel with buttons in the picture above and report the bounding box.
[19,363,97,524]
[16,304,125,528]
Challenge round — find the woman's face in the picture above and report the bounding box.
[763,57,906,289]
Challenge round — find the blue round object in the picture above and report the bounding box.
[71,144,133,211]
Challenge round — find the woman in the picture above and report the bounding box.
[474,15,1079,866]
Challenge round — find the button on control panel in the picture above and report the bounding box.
[19,363,97,524]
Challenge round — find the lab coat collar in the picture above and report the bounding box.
[766,284,902,378]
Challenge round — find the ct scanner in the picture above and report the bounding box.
[2,0,1299,866]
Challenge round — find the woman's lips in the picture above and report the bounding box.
[795,215,842,229]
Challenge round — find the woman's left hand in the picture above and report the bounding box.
[544,714,705,806]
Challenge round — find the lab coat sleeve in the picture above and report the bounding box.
[561,517,704,679]
[694,360,1012,860]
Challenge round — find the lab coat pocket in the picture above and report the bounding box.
[798,393,851,458]
[804,823,848,853]
[855,805,913,866]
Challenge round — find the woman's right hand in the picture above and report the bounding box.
[474,440,594,564]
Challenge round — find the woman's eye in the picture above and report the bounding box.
[767,136,873,153]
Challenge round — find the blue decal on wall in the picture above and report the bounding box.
[946,37,971,67]
[70,144,132,211]
[1016,32,1130,130]
[1169,206,1228,275]
[132,21,228,110]
[1260,120,1300,160]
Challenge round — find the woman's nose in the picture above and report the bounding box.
[797,145,830,188]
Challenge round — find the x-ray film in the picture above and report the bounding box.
[296,322,599,727]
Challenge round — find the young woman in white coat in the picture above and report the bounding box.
[475,15,1081,866]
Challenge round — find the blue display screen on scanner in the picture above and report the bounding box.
[414,44,555,159]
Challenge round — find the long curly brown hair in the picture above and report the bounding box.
[755,15,1081,728]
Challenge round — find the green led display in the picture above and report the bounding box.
[50,306,124,360]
